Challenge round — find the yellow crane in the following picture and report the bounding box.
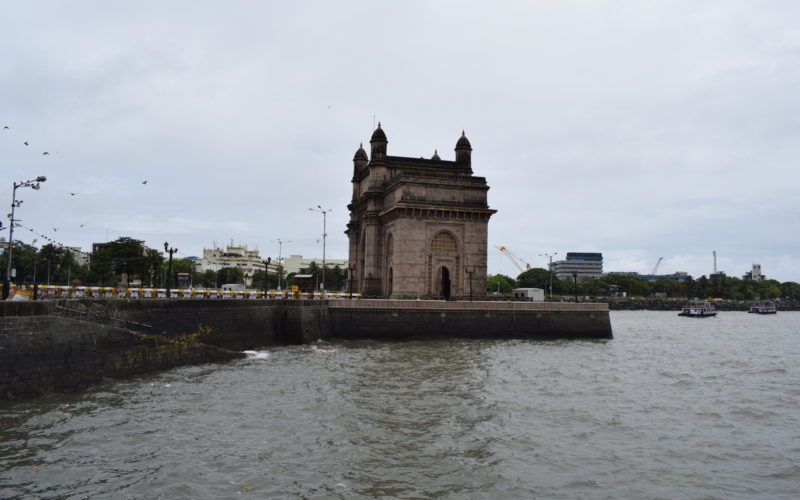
[495,245,531,274]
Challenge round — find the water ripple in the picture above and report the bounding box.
[1,311,799,499]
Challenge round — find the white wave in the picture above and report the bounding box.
[244,350,270,360]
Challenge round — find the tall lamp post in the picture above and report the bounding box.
[164,242,178,299]
[348,262,355,299]
[272,238,290,291]
[309,206,331,293]
[539,252,558,300]
[263,257,271,298]
[464,265,477,302]
[572,271,579,303]
[4,176,47,300]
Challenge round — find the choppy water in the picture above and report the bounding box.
[1,311,799,499]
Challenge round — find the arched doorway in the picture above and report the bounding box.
[428,231,460,297]
[440,266,451,300]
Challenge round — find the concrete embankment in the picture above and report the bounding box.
[1,299,610,400]
[0,301,250,400]
[328,300,611,340]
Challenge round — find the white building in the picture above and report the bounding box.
[195,243,277,286]
[66,247,91,266]
[550,252,603,279]
[743,264,766,281]
[512,288,544,301]
[282,254,348,275]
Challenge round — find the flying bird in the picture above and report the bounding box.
[142,180,148,184]
[2,126,8,130]
[42,152,50,156]
[69,192,77,196]
[53,227,58,232]
[24,141,28,146]
[80,224,85,228]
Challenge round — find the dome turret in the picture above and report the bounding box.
[455,131,472,167]
[431,150,441,161]
[353,143,368,172]
[353,143,368,161]
[370,122,388,159]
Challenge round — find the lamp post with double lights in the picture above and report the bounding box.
[539,252,558,300]
[572,271,579,303]
[263,257,271,298]
[3,176,46,300]
[308,206,331,294]
[464,265,477,301]
[272,238,290,291]
[164,242,178,298]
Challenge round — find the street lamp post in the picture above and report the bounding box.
[263,257,271,298]
[164,242,178,298]
[572,271,578,302]
[272,238,290,291]
[309,206,331,294]
[3,176,46,300]
[539,252,558,300]
[348,262,355,299]
[464,265,477,301]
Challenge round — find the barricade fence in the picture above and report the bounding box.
[2,284,362,301]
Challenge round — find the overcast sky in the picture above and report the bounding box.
[2,1,799,282]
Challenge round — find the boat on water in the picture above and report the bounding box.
[748,302,778,314]
[678,300,718,317]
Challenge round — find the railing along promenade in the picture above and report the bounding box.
[3,284,361,301]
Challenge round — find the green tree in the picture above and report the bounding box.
[652,278,684,298]
[517,268,548,288]
[217,266,244,285]
[487,274,515,294]
[780,281,800,301]
[0,241,37,285]
[197,269,217,288]
[251,269,278,290]
[603,273,651,298]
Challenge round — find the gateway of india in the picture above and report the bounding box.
[346,124,496,298]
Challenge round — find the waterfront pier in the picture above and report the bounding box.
[1,298,611,399]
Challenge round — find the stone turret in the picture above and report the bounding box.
[370,122,387,159]
[455,131,472,168]
[353,143,368,173]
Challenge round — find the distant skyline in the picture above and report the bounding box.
[2,1,799,282]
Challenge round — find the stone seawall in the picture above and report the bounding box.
[0,303,244,400]
[1,299,609,399]
[328,300,612,340]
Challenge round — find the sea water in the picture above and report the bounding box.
[1,311,798,499]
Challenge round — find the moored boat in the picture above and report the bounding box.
[748,302,778,314]
[678,300,717,317]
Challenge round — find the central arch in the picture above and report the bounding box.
[428,231,460,298]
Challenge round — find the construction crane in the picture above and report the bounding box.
[495,245,531,273]
[651,257,664,276]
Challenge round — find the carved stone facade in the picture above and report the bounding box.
[346,124,496,298]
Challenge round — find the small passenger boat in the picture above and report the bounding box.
[678,300,717,317]
[748,302,778,314]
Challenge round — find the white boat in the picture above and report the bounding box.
[678,300,717,317]
[748,302,777,314]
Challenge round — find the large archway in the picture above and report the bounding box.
[428,231,459,297]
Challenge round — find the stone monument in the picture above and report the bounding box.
[346,124,496,298]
